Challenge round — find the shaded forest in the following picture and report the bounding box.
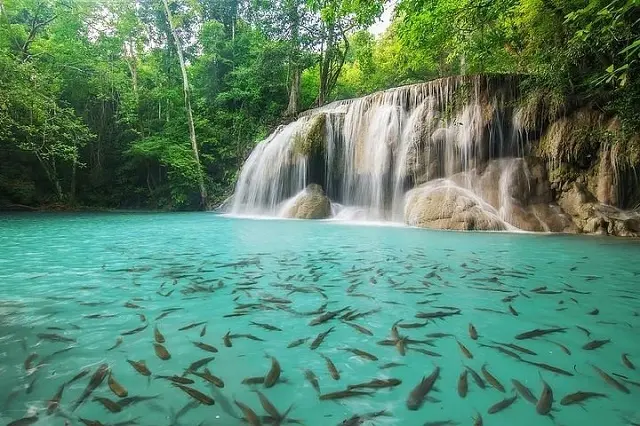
[1,0,638,210]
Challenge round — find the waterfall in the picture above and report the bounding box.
[229,75,562,230]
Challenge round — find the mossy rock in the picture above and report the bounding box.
[292,114,326,157]
[282,184,331,219]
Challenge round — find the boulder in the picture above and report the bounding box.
[404,181,507,231]
[281,184,331,219]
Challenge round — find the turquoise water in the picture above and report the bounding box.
[0,213,639,426]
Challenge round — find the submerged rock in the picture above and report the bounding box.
[404,182,507,231]
[281,184,331,219]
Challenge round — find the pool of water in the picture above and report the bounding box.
[0,212,639,426]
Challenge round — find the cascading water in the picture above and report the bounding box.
[229,75,566,231]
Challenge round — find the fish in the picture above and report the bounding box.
[121,323,148,336]
[587,308,599,315]
[250,321,282,332]
[46,383,65,414]
[488,394,518,414]
[492,341,537,356]
[37,333,76,343]
[415,310,461,319]
[186,356,215,373]
[339,410,389,426]
[319,390,374,400]
[466,366,486,389]
[253,389,281,421]
[481,364,505,392]
[124,301,142,309]
[72,363,109,411]
[234,399,261,426]
[546,340,571,355]
[108,372,128,397]
[94,396,122,413]
[24,353,38,371]
[156,375,195,385]
[78,418,103,426]
[347,378,401,389]
[200,324,207,337]
[413,348,442,357]
[508,305,518,316]
[223,331,232,347]
[107,337,123,351]
[118,395,158,408]
[321,354,340,380]
[622,353,635,370]
[310,326,334,350]
[406,366,440,410]
[193,368,225,388]
[468,323,478,340]
[309,307,349,326]
[264,356,281,388]
[458,369,468,398]
[582,339,611,350]
[343,321,373,336]
[512,379,537,404]
[127,359,151,376]
[515,327,567,340]
[287,337,309,348]
[342,347,378,361]
[536,374,553,415]
[456,340,473,359]
[155,308,183,321]
[590,364,630,394]
[179,321,207,331]
[379,362,406,369]
[66,368,91,386]
[304,369,320,393]
[478,343,522,361]
[154,343,171,360]
[560,391,607,405]
[426,333,454,338]
[154,325,165,343]
[193,341,218,353]
[7,417,39,426]
[523,360,574,376]
[172,383,215,405]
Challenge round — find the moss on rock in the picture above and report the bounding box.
[292,114,326,157]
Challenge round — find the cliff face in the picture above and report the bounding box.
[229,75,640,236]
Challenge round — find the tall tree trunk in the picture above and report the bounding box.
[286,68,301,116]
[161,0,207,208]
[318,21,335,107]
[285,0,301,116]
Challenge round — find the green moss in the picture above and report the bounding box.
[292,113,326,157]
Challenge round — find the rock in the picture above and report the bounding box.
[292,114,326,157]
[281,184,331,219]
[404,181,507,231]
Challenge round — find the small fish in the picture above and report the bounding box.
[72,363,109,411]
[473,412,483,426]
[46,383,65,414]
[107,337,123,351]
[488,394,518,414]
[342,347,378,361]
[234,399,261,426]
[193,341,218,353]
[93,396,122,413]
[560,391,607,405]
[406,366,440,410]
[319,390,373,400]
[223,331,232,347]
[200,324,207,337]
[591,364,630,394]
[468,323,478,340]
[582,339,611,350]
[492,341,537,356]
[457,340,473,359]
[179,321,207,331]
[172,383,215,405]
[576,326,591,338]
[587,308,599,315]
[7,416,39,426]
[118,395,158,408]
[481,364,505,392]
[515,327,566,340]
[343,321,373,336]
[379,362,406,369]
[287,337,309,348]
[536,374,553,415]
[250,321,282,332]
[66,368,91,386]
[546,340,571,355]
[24,353,38,371]
[426,333,454,338]
[347,378,402,389]
[310,326,334,350]
[186,356,215,373]
[512,379,537,404]
[622,353,635,370]
[339,410,390,426]
[523,360,573,376]
[108,372,128,397]
[124,301,142,309]
[154,325,165,344]
[37,333,76,343]
[458,369,468,398]
[508,305,518,316]
[264,356,281,388]
[156,375,195,385]
[127,359,151,377]
[466,366,486,389]
[154,343,171,360]
[253,389,281,420]
[413,348,442,357]
[121,323,148,336]
[321,354,340,380]
[304,369,320,393]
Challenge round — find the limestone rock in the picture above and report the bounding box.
[404,181,507,231]
[281,184,331,219]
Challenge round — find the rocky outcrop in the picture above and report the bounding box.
[405,182,507,231]
[281,184,331,219]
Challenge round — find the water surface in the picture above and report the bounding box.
[1,213,639,426]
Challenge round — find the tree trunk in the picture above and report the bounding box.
[318,20,335,107]
[285,66,301,116]
[161,0,207,209]
[284,0,301,116]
